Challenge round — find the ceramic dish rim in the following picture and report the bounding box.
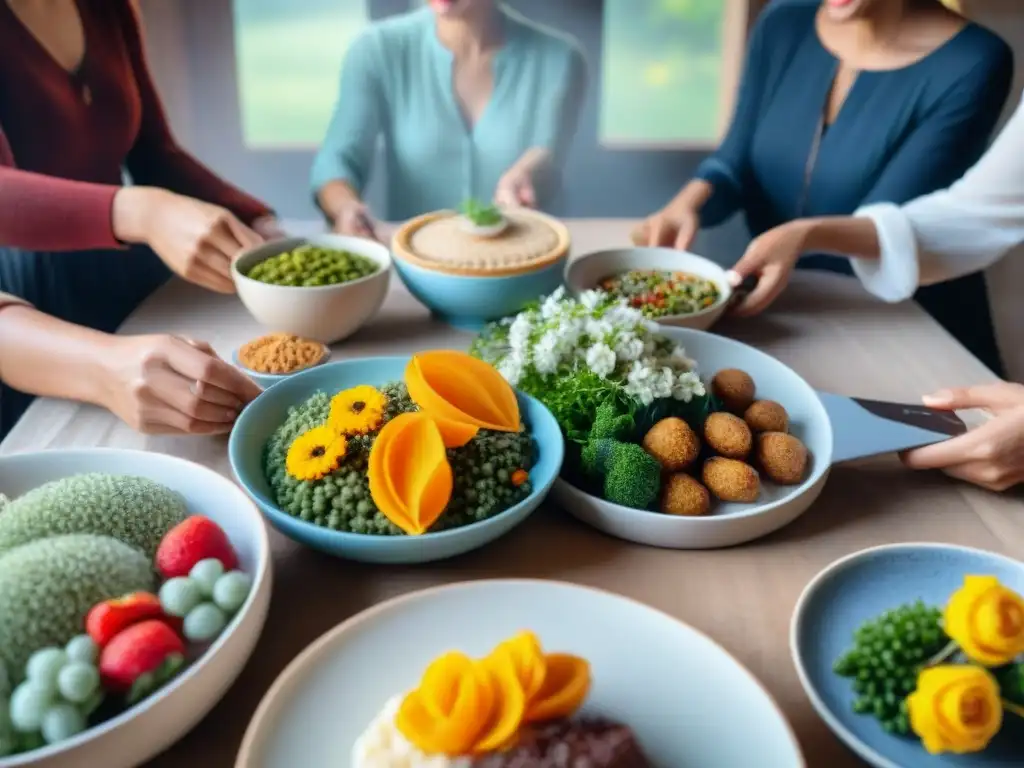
[391,209,571,278]
[556,326,833,524]
[565,246,734,323]
[231,235,393,293]
[228,356,565,544]
[0,447,272,767]
[789,541,1024,768]
[230,344,332,383]
[235,577,806,768]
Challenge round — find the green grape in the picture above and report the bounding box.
[64,635,98,666]
[189,558,225,597]
[40,703,86,745]
[9,681,54,732]
[159,576,205,617]
[25,648,67,690]
[183,603,228,643]
[57,663,100,705]
[212,571,252,615]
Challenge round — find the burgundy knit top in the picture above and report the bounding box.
[0,0,270,252]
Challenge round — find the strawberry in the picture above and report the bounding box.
[99,620,186,704]
[86,592,167,648]
[156,515,238,578]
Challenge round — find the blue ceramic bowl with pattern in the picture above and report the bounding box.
[791,543,1024,768]
[389,209,571,331]
[227,356,564,565]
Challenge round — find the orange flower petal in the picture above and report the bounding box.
[489,631,548,701]
[475,655,528,754]
[405,352,520,439]
[526,653,591,723]
[367,412,453,535]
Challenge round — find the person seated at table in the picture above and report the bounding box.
[635,0,1014,376]
[0,0,268,440]
[310,0,587,239]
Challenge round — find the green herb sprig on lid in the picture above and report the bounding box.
[460,198,504,227]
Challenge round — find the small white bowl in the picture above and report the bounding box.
[232,235,391,344]
[0,449,273,768]
[565,247,732,331]
[552,326,833,550]
[231,343,332,390]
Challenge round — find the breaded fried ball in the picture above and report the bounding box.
[744,400,789,433]
[703,412,752,460]
[642,417,701,472]
[660,473,711,517]
[702,457,760,503]
[711,369,756,414]
[756,432,809,485]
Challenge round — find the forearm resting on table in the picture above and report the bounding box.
[316,180,363,221]
[0,303,113,407]
[799,216,882,260]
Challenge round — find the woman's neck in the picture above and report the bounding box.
[434,1,502,57]
[831,0,939,47]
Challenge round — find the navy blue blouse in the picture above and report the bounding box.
[695,0,1014,245]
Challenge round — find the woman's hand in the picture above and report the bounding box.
[632,204,701,251]
[901,381,1024,492]
[252,215,287,241]
[329,199,378,240]
[726,220,811,317]
[113,187,263,294]
[100,334,263,435]
[494,166,537,209]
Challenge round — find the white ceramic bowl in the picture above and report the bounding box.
[235,580,804,767]
[232,235,392,344]
[565,247,732,330]
[552,327,833,549]
[0,449,273,768]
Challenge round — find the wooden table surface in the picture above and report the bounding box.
[3,219,1023,768]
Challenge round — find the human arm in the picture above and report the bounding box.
[116,0,273,227]
[0,298,262,434]
[729,47,1015,315]
[310,30,385,234]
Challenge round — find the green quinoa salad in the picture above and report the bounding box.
[244,244,379,288]
[598,269,721,319]
[262,382,535,535]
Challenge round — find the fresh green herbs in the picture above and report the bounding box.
[460,198,504,227]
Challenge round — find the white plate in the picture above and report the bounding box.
[564,247,732,331]
[236,580,804,768]
[0,449,272,768]
[552,326,833,549]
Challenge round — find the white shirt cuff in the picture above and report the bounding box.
[849,202,921,303]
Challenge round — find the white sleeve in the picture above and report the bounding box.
[850,95,1024,302]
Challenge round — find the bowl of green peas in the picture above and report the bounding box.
[232,236,391,344]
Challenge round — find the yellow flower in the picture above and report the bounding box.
[328,385,387,435]
[285,425,347,481]
[907,665,1003,755]
[944,575,1024,667]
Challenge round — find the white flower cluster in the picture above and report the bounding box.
[495,287,706,406]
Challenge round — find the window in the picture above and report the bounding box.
[233,0,374,148]
[600,0,748,148]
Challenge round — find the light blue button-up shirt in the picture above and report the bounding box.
[310,4,587,220]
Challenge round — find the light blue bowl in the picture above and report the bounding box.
[228,356,564,564]
[791,543,1024,768]
[392,256,565,331]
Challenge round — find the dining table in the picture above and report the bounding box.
[3,218,1023,768]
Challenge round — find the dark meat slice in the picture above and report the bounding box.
[471,717,652,768]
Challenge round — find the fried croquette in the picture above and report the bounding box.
[642,417,701,471]
[660,473,711,517]
[711,368,756,414]
[744,400,789,433]
[756,432,809,485]
[703,412,752,459]
[702,457,760,503]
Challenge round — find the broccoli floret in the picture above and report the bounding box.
[588,401,635,442]
[580,438,661,509]
[603,443,661,509]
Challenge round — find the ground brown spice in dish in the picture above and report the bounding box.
[238,333,325,374]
